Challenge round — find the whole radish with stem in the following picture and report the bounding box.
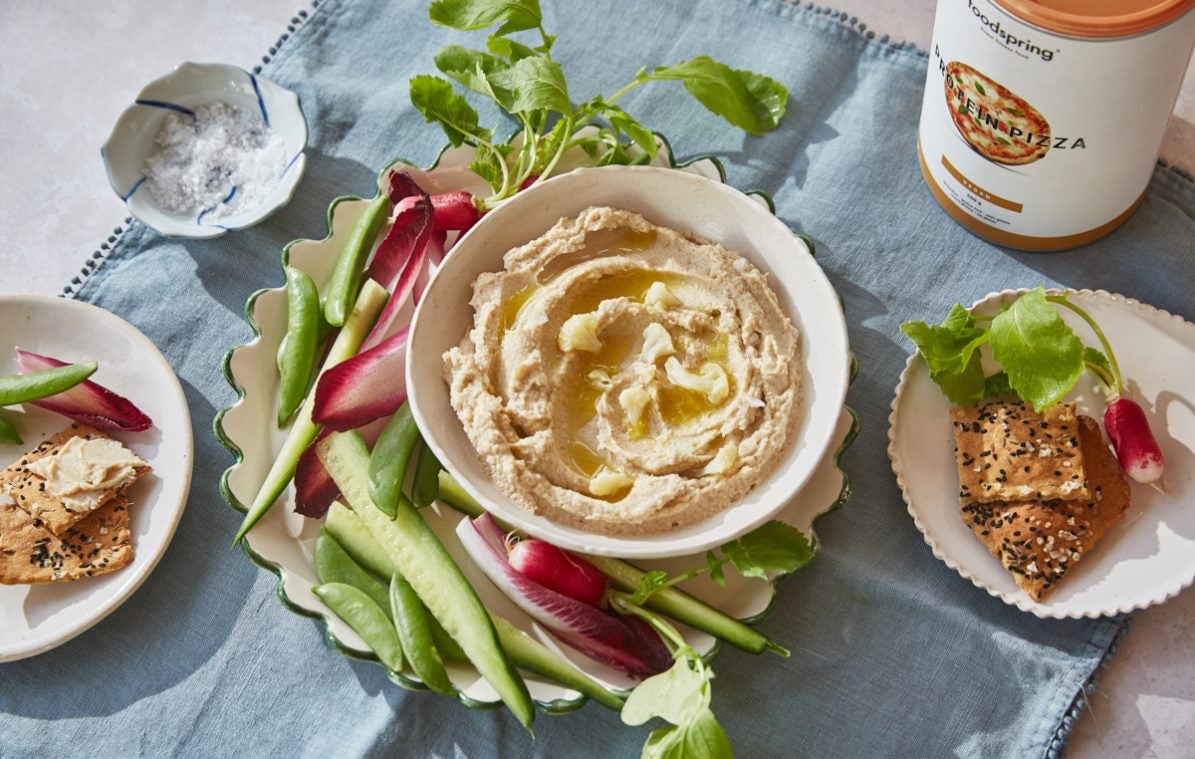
[1047,293,1166,491]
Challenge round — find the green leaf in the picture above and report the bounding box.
[490,56,571,114]
[900,305,988,378]
[632,570,669,605]
[996,136,1011,145]
[640,56,787,135]
[622,658,708,727]
[706,550,727,586]
[899,309,990,406]
[468,151,504,190]
[487,34,537,61]
[1007,107,1024,117]
[606,105,659,157]
[1082,346,1114,389]
[721,521,813,580]
[641,709,733,759]
[989,288,1084,411]
[983,371,1014,398]
[408,75,489,147]
[974,80,987,96]
[434,45,513,107]
[429,0,542,35]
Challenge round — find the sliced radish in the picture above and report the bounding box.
[456,513,670,679]
[361,222,432,351]
[312,327,409,432]
[16,349,152,431]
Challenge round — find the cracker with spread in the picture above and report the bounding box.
[959,415,1130,600]
[951,401,1088,504]
[0,424,148,585]
[0,423,148,536]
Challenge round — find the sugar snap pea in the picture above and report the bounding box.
[367,402,419,518]
[323,194,390,327]
[314,527,392,616]
[389,571,455,696]
[410,442,443,508]
[0,410,21,445]
[277,266,320,427]
[0,361,96,407]
[232,279,388,545]
[313,582,404,674]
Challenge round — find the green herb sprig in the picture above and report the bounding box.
[416,0,789,209]
[610,520,811,757]
[631,521,814,606]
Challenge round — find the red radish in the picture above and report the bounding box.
[312,327,408,431]
[456,513,669,678]
[508,538,606,606]
[16,349,152,431]
[1104,397,1165,490]
[518,174,539,192]
[395,191,481,233]
[1049,293,1166,489]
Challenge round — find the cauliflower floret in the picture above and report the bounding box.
[558,312,603,353]
[664,357,730,404]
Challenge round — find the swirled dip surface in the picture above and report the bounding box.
[444,207,801,535]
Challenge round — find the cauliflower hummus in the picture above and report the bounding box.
[443,207,802,535]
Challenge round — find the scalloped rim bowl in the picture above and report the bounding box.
[101,61,307,238]
[407,165,851,559]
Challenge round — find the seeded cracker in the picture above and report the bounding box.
[0,491,133,584]
[951,401,1088,504]
[960,415,1130,600]
[0,423,148,536]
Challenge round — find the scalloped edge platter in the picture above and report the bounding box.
[215,133,859,709]
[889,288,1195,619]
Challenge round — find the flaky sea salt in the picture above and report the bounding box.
[144,101,288,221]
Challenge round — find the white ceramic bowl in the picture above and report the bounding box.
[100,62,307,238]
[407,166,851,558]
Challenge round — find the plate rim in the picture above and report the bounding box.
[213,135,860,710]
[0,293,194,662]
[888,286,1195,619]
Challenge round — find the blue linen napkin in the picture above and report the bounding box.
[4,0,1192,756]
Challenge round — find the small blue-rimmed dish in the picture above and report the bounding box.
[101,62,307,239]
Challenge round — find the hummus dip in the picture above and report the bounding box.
[444,207,801,535]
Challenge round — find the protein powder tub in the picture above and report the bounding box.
[918,0,1195,250]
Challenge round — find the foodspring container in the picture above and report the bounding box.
[918,0,1195,250]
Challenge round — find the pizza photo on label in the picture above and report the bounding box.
[944,61,1051,166]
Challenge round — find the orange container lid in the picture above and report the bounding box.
[993,0,1195,38]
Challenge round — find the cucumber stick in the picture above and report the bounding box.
[317,431,534,730]
[323,506,623,712]
[436,471,785,657]
[233,280,388,545]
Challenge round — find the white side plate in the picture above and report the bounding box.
[0,295,193,661]
[890,288,1195,618]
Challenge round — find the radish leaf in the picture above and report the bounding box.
[722,521,813,580]
[409,75,489,147]
[429,0,542,35]
[989,288,1084,411]
[638,56,788,135]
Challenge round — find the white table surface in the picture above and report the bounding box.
[2,1,1193,755]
